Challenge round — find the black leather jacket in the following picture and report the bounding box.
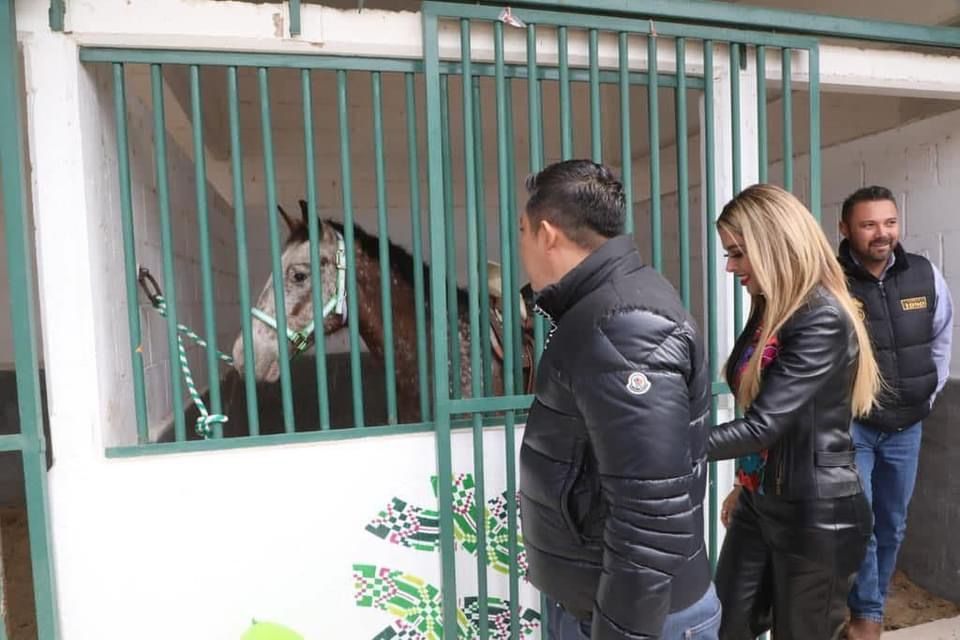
[708,287,863,500]
[519,236,712,640]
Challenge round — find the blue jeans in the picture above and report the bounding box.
[848,420,922,622]
[546,584,721,639]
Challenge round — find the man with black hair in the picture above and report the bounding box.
[517,159,719,639]
[838,186,954,640]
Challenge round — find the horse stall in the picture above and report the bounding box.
[49,4,755,636]
[7,0,960,638]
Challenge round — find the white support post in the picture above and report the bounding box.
[700,44,760,552]
[15,2,116,635]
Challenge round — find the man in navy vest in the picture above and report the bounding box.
[838,186,954,640]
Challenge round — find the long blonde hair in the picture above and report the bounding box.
[717,184,881,417]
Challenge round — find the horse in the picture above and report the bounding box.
[230,200,536,425]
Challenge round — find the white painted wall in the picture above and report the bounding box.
[44,425,542,639]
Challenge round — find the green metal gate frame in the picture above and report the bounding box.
[421,2,820,637]
[0,1,59,638]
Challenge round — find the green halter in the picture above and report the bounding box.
[250,231,347,358]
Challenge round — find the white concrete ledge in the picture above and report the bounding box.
[21,0,960,100]
[884,617,960,639]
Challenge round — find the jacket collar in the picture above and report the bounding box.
[838,238,909,282]
[534,234,641,320]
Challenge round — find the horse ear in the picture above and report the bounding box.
[298,199,310,225]
[298,199,324,240]
[277,204,300,235]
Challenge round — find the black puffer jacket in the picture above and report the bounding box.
[708,287,864,499]
[519,235,712,640]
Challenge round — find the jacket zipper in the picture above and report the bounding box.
[877,280,898,350]
[533,304,558,351]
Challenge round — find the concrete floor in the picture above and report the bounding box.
[885,616,960,639]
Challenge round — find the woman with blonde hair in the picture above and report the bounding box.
[709,184,880,640]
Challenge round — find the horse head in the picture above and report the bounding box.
[231,200,348,382]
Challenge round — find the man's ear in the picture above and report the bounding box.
[538,219,562,250]
[839,220,849,239]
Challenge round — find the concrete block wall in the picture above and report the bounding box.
[770,106,960,376]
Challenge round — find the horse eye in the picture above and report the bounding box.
[319,257,330,267]
[292,271,309,284]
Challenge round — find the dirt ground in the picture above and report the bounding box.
[1,507,36,640]
[883,569,960,632]
[1,506,958,639]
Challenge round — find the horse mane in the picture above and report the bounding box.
[326,219,471,312]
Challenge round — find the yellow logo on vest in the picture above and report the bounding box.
[900,296,928,311]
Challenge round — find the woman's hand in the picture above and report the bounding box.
[720,485,742,528]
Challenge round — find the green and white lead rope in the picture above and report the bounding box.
[146,290,233,438]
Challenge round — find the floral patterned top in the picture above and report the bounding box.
[731,325,781,493]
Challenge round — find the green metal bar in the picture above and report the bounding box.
[619,32,634,236]
[782,47,793,192]
[505,407,520,640]
[189,65,223,438]
[80,49,706,89]
[528,25,546,364]
[336,69,366,428]
[704,41,720,573]
[505,79,524,391]
[460,21,488,637]
[289,0,301,36]
[371,72,399,424]
[495,31,517,399]
[730,44,744,336]
[809,46,821,220]
[150,64,186,441]
[527,26,542,175]
[455,64,701,87]
[301,69,332,431]
[0,434,25,452]
[111,63,149,443]
[494,22,521,639]
[422,3,819,49]
[558,26,572,160]
[589,28,602,162]
[404,73,430,422]
[106,413,530,458]
[473,77,494,396]
[422,13,458,638]
[648,35,661,272]
[0,1,59,634]
[81,48,427,71]
[257,67,296,433]
[449,394,534,414]
[440,75,461,400]
[756,46,768,183]
[48,0,64,31]
[711,381,732,395]
[226,67,260,435]
[425,0,960,48]
[675,38,690,309]
[730,44,742,195]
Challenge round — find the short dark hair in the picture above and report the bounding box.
[841,185,897,224]
[523,159,625,248]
